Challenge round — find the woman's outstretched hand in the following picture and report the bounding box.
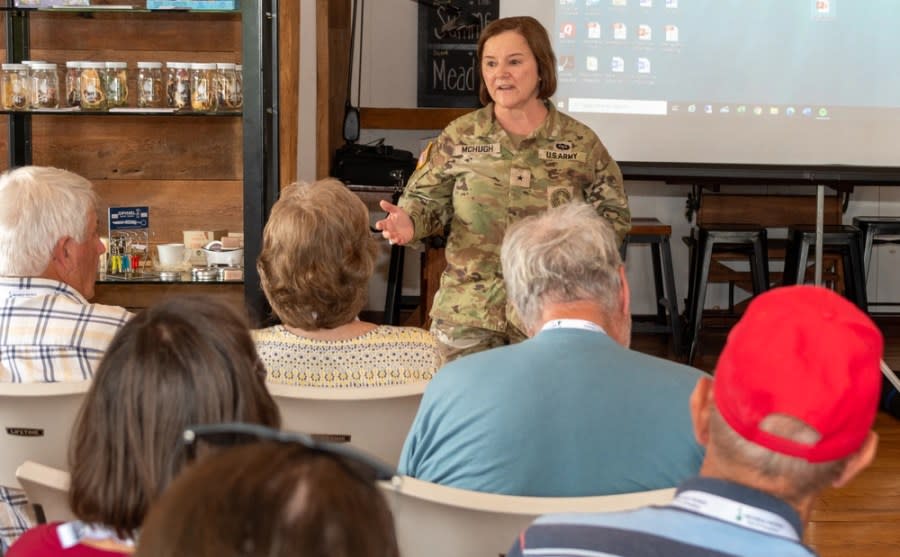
[375,200,415,245]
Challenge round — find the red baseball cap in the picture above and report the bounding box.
[714,285,883,463]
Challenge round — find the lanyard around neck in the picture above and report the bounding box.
[539,318,606,335]
[669,489,800,541]
[57,521,136,550]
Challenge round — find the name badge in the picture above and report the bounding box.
[539,149,585,162]
[453,143,501,156]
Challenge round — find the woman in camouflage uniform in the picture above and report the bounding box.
[376,16,630,362]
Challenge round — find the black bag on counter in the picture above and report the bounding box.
[332,142,417,188]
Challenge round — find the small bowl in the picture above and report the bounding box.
[201,241,244,266]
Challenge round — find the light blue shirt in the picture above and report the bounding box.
[398,328,706,496]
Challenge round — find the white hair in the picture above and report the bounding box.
[708,407,848,503]
[500,202,623,331]
[0,166,97,276]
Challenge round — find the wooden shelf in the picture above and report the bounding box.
[360,107,473,130]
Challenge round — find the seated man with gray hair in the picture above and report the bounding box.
[398,202,705,496]
[0,166,131,551]
[509,286,882,556]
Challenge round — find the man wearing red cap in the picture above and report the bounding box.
[508,285,883,557]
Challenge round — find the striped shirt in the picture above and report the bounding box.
[508,477,817,557]
[0,276,130,550]
[0,277,131,383]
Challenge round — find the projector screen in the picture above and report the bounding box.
[503,1,900,171]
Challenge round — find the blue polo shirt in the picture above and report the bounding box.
[508,477,817,556]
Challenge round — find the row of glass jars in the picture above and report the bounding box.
[0,61,242,112]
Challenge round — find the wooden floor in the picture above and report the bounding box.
[633,313,900,557]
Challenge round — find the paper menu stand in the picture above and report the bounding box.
[107,206,149,276]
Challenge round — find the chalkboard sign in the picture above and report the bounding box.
[417,0,498,108]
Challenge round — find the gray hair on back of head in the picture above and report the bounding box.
[501,202,623,332]
[0,166,97,276]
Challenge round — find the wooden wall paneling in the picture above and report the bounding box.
[92,179,243,244]
[360,107,470,130]
[315,0,351,179]
[279,0,300,187]
[93,282,244,313]
[28,12,241,53]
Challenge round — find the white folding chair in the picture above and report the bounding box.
[266,381,427,466]
[15,461,75,524]
[0,381,89,489]
[379,475,675,557]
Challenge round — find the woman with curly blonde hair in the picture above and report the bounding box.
[253,178,441,387]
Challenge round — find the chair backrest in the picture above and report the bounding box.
[698,194,842,227]
[0,381,90,489]
[266,381,427,467]
[16,461,75,524]
[379,475,676,557]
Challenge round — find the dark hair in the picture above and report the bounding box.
[477,16,557,106]
[135,442,400,557]
[67,295,281,538]
[257,179,378,330]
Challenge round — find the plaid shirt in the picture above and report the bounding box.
[0,276,130,550]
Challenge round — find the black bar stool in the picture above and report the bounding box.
[621,218,683,357]
[782,224,868,311]
[853,215,900,278]
[685,224,769,365]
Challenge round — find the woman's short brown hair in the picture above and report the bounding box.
[477,16,557,106]
[257,178,378,330]
[68,295,281,538]
[135,442,400,557]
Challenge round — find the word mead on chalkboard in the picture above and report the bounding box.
[417,0,498,108]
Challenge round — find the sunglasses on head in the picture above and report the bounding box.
[182,422,396,483]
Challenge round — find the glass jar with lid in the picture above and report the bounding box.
[234,64,243,109]
[79,61,106,111]
[165,62,191,110]
[1,63,30,111]
[190,62,217,112]
[65,61,85,107]
[29,62,59,109]
[214,62,240,111]
[104,62,129,108]
[136,61,163,108]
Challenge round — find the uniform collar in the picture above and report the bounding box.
[474,100,561,140]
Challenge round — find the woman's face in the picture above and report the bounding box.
[481,30,541,111]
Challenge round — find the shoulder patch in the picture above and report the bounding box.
[416,142,434,170]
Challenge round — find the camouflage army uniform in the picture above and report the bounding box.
[399,101,630,348]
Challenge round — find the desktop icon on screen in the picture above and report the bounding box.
[802,107,813,116]
[558,55,575,72]
[613,22,627,39]
[816,0,830,14]
[638,24,652,40]
[612,0,628,6]
[560,22,576,38]
[586,56,599,71]
[665,25,679,41]
[587,22,602,39]
[769,107,780,115]
[704,104,713,114]
[786,107,796,116]
[637,57,651,73]
[611,56,625,72]
[687,104,697,113]
[818,107,829,117]
[736,105,747,113]
[640,0,653,6]
[753,106,763,115]
[665,0,678,7]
